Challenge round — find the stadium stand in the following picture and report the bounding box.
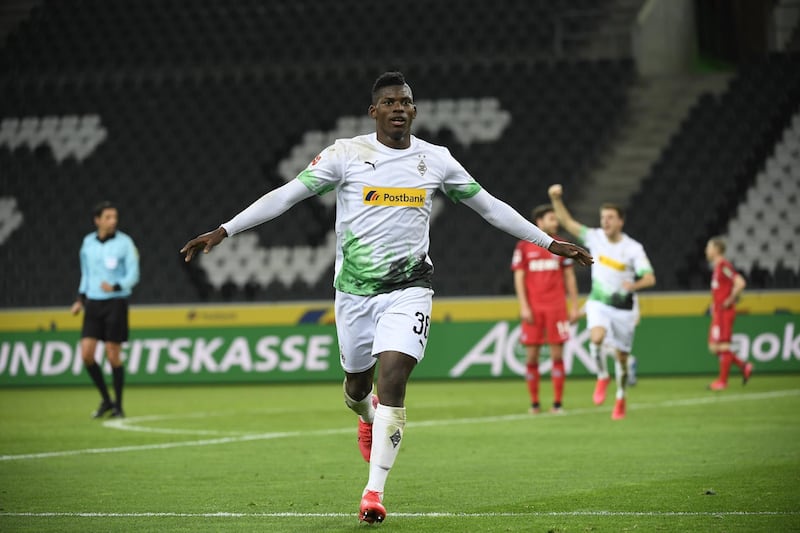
[0,1,798,307]
[0,57,633,305]
[727,112,800,285]
[625,53,800,291]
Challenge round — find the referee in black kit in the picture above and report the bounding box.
[70,202,140,418]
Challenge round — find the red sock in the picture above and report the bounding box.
[723,350,745,370]
[551,360,565,404]
[526,363,540,404]
[718,352,733,383]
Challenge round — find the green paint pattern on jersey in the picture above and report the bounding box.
[444,182,481,203]
[335,230,433,296]
[589,281,618,304]
[589,281,634,309]
[297,169,336,196]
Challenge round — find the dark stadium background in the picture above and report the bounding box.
[1,0,798,308]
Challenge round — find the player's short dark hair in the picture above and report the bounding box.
[93,200,116,218]
[372,71,408,103]
[531,204,554,222]
[600,202,625,220]
[709,236,726,254]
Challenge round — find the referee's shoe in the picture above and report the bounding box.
[92,399,114,418]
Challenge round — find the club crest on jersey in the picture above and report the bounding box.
[417,155,427,176]
[363,187,426,207]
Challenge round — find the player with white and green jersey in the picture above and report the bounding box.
[296,132,483,297]
[580,225,653,313]
[214,130,567,374]
[181,72,593,524]
[548,184,655,421]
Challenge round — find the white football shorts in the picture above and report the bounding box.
[585,299,638,353]
[334,286,434,373]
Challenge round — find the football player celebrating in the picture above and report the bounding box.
[182,72,592,523]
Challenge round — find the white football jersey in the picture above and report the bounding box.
[579,227,653,308]
[298,133,481,296]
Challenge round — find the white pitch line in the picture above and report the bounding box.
[103,412,246,436]
[102,388,800,433]
[1,511,798,518]
[1,389,798,462]
[0,427,353,462]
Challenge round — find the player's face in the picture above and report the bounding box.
[94,208,118,235]
[369,84,416,149]
[536,212,559,235]
[599,208,623,238]
[705,241,718,262]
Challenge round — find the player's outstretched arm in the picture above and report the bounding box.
[180,179,315,262]
[547,184,583,238]
[461,189,554,249]
[461,189,592,265]
[548,240,593,266]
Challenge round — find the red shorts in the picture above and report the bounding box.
[520,307,570,345]
[709,307,735,343]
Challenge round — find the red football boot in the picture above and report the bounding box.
[359,490,386,524]
[593,377,611,405]
[611,398,626,420]
[708,380,727,391]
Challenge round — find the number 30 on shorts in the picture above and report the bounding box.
[413,311,430,338]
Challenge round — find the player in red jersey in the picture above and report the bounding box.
[512,204,579,413]
[705,237,751,390]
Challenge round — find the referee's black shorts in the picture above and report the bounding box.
[81,298,129,343]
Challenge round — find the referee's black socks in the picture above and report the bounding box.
[112,365,125,409]
[85,362,112,403]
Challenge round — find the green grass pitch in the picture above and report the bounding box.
[1,374,799,532]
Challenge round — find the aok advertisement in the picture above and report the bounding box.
[1,292,798,386]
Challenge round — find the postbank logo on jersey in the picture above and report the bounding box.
[598,255,626,271]
[363,187,426,207]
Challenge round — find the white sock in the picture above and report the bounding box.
[614,360,627,399]
[343,381,375,423]
[365,404,406,495]
[591,343,609,379]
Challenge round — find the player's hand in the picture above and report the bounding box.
[70,301,83,316]
[622,280,635,292]
[180,227,228,262]
[548,240,592,266]
[101,281,114,292]
[548,184,563,200]
[568,308,580,324]
[520,306,533,324]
